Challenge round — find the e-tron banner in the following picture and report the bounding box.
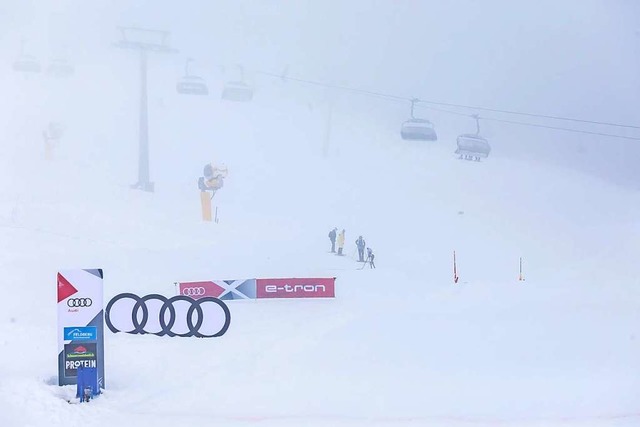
[256,278,335,299]
[177,280,256,300]
[57,269,105,389]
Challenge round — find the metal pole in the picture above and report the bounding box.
[410,98,418,119]
[323,101,333,157]
[322,87,334,157]
[135,49,152,192]
[116,26,176,193]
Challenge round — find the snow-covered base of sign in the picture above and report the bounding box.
[63,388,102,404]
[53,384,77,403]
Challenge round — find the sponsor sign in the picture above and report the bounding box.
[178,278,336,300]
[177,279,256,300]
[106,293,231,338]
[178,281,224,299]
[64,343,97,377]
[64,326,97,341]
[256,278,335,299]
[57,269,105,389]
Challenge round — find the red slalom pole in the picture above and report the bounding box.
[453,251,459,284]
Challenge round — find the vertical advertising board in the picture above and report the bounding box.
[57,269,105,389]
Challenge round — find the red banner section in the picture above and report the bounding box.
[57,273,79,303]
[256,278,335,299]
[177,281,225,299]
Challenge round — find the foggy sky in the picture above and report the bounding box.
[2,0,639,185]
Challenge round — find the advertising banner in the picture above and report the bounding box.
[177,279,256,300]
[64,342,97,378]
[57,269,105,389]
[256,278,335,299]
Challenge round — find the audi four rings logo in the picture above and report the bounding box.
[67,298,92,307]
[105,293,231,338]
[182,287,206,296]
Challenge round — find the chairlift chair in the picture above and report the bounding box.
[455,115,491,161]
[455,134,491,161]
[401,118,438,141]
[13,41,41,73]
[13,55,41,73]
[47,58,75,77]
[400,98,437,141]
[221,65,253,102]
[176,58,209,95]
[221,80,253,102]
[177,75,209,95]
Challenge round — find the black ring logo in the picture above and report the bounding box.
[67,298,92,307]
[105,293,231,338]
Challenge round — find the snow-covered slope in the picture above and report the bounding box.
[0,66,639,427]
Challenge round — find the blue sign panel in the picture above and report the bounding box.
[64,326,98,341]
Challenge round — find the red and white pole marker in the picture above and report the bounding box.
[453,251,459,284]
[518,257,525,282]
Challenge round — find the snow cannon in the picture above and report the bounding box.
[199,162,228,221]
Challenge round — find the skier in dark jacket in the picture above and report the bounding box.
[366,247,375,269]
[328,228,337,253]
[355,236,366,262]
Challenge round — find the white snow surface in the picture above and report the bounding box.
[0,71,639,427]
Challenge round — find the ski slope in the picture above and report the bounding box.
[0,59,639,427]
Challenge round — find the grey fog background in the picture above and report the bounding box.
[2,0,639,187]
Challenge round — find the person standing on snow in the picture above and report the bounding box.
[366,247,375,268]
[355,235,366,262]
[336,229,346,255]
[328,227,337,253]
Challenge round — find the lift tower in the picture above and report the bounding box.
[115,27,177,192]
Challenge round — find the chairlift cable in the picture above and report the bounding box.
[419,105,472,117]
[257,69,640,138]
[480,117,640,141]
[411,105,637,140]
[415,99,640,130]
[257,71,407,103]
